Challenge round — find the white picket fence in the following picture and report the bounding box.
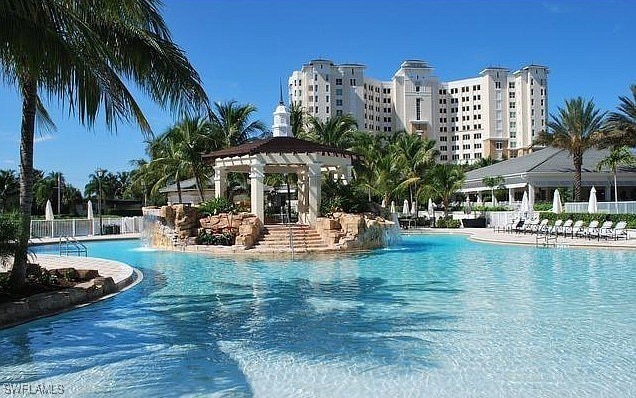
[30,216,143,238]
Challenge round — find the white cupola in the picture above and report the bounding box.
[272,82,292,137]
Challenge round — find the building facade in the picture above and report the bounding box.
[289,59,548,163]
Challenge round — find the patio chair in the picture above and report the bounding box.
[593,221,614,241]
[602,221,628,241]
[521,218,540,234]
[571,220,587,238]
[547,219,564,236]
[531,219,550,235]
[504,218,522,233]
[512,219,527,234]
[580,220,600,239]
[556,219,573,236]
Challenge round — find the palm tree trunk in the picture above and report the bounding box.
[176,178,182,204]
[10,78,37,291]
[573,151,583,201]
[613,170,618,211]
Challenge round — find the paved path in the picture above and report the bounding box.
[407,228,636,249]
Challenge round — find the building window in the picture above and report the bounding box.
[336,99,343,106]
[462,134,470,140]
[509,82,515,89]
[326,106,329,113]
[350,78,357,86]
[440,155,448,161]
[475,152,482,159]
[416,98,421,120]
[463,153,471,160]
[474,133,482,139]
[452,154,460,160]
[452,145,459,150]
[475,143,482,149]
[440,146,447,151]
[510,102,516,109]
[495,142,503,150]
[463,144,471,150]
[509,92,516,99]
[336,110,343,116]
[440,136,448,142]
[336,78,342,85]
[495,82,501,89]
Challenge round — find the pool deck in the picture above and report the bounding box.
[406,227,636,249]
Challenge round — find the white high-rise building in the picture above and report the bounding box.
[289,59,548,162]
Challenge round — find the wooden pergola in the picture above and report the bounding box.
[202,136,360,225]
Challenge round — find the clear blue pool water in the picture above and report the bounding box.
[1,235,634,397]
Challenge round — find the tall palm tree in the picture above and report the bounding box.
[1,0,208,290]
[538,97,606,201]
[209,101,267,147]
[596,146,636,204]
[420,164,465,216]
[305,114,358,149]
[392,131,438,204]
[289,102,307,137]
[604,84,636,148]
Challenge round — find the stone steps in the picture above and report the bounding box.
[254,224,330,251]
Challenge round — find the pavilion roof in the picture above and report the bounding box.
[201,137,361,163]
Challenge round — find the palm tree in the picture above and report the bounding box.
[538,97,606,201]
[420,164,465,216]
[482,175,505,204]
[392,131,438,205]
[1,0,208,290]
[209,101,267,147]
[289,102,307,137]
[305,114,358,149]
[604,84,636,148]
[596,146,636,206]
[0,170,20,213]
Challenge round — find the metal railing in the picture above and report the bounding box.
[31,216,143,239]
[58,236,88,256]
[564,201,636,214]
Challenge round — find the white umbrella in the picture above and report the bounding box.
[390,201,396,214]
[492,196,498,207]
[476,195,482,205]
[410,200,417,216]
[520,191,529,213]
[45,200,54,221]
[588,186,597,214]
[552,189,563,214]
[428,198,434,215]
[381,198,386,208]
[402,199,410,216]
[87,200,94,220]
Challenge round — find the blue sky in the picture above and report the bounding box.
[0,0,634,190]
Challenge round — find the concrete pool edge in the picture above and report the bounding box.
[0,255,142,330]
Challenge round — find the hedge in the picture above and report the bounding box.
[538,212,636,229]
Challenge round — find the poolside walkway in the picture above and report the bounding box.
[407,228,636,249]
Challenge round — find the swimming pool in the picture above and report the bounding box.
[1,235,634,397]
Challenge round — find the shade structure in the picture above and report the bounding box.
[428,198,434,215]
[552,189,563,214]
[520,191,529,213]
[381,198,386,208]
[87,200,94,220]
[402,199,409,216]
[390,201,396,214]
[588,186,598,214]
[45,200,54,221]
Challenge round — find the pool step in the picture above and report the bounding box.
[255,225,330,251]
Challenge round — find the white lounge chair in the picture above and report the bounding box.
[600,221,627,241]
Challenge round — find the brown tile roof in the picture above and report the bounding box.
[202,137,361,162]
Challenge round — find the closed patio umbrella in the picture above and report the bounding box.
[520,191,529,214]
[390,201,396,214]
[381,198,386,208]
[402,199,410,216]
[87,200,94,220]
[45,200,54,221]
[588,186,597,214]
[410,200,417,216]
[552,189,563,214]
[428,198,434,215]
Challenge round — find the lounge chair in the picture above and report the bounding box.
[548,219,564,236]
[580,220,600,239]
[532,219,550,235]
[601,221,628,240]
[571,220,587,238]
[520,218,540,234]
[505,218,522,233]
[556,219,572,236]
[592,221,614,241]
[512,219,527,234]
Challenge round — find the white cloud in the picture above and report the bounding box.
[34,133,55,144]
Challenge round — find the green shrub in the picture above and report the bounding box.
[196,229,235,246]
[533,202,553,212]
[0,212,21,265]
[538,212,636,229]
[435,216,461,228]
[199,197,239,216]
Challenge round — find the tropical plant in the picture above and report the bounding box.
[537,97,606,201]
[199,197,239,216]
[420,164,466,215]
[0,212,21,267]
[596,146,636,203]
[604,84,636,148]
[482,175,505,203]
[392,131,438,204]
[1,0,208,290]
[304,114,358,149]
[289,101,307,137]
[209,101,267,147]
[0,170,20,213]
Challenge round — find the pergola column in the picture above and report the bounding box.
[307,162,322,225]
[297,170,309,224]
[508,187,514,204]
[214,165,227,199]
[250,161,265,222]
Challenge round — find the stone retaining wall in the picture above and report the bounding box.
[315,212,397,250]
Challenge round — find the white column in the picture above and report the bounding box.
[508,187,514,204]
[296,170,309,224]
[214,165,227,199]
[250,161,265,222]
[307,162,322,225]
[528,184,535,210]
